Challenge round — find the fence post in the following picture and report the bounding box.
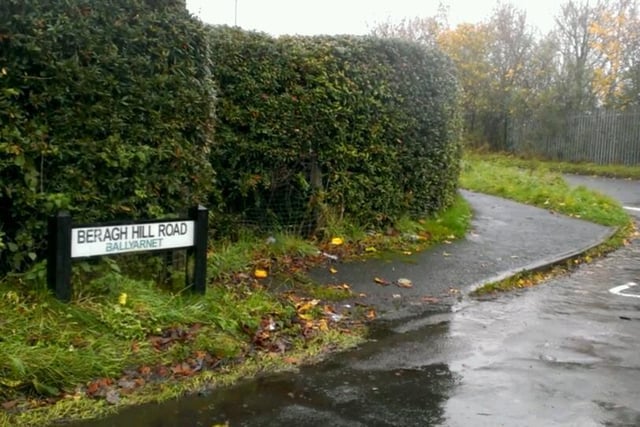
[47,211,72,301]
[189,205,208,294]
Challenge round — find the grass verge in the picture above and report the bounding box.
[466,151,640,179]
[461,153,630,226]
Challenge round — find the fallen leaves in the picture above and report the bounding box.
[365,308,377,321]
[118,293,128,306]
[374,277,413,288]
[374,277,392,286]
[86,378,113,397]
[295,298,320,320]
[148,324,202,352]
[170,362,194,377]
[81,348,223,405]
[254,269,268,279]
[330,283,351,292]
[396,278,413,288]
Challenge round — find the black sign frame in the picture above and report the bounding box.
[47,205,208,301]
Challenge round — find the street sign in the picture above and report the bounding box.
[71,221,195,258]
[47,206,208,301]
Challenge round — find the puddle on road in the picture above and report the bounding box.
[69,348,457,427]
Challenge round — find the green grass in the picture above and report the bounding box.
[467,151,640,180]
[344,195,472,257]
[461,153,630,227]
[0,273,286,385]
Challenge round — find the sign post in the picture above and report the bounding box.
[47,211,72,301]
[47,206,208,301]
[189,205,208,294]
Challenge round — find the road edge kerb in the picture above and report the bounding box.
[466,225,619,295]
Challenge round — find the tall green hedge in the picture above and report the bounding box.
[0,15,461,273]
[208,27,461,231]
[0,0,217,272]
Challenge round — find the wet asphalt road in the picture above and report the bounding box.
[81,234,640,427]
[70,177,640,427]
[307,190,614,321]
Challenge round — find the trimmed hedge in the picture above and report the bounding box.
[208,27,462,231]
[0,13,461,273]
[0,0,217,272]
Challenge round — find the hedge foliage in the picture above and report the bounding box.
[1,7,461,275]
[0,0,217,272]
[208,27,462,232]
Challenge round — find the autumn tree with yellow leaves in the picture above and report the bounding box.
[371,0,640,147]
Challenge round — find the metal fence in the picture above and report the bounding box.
[507,109,640,165]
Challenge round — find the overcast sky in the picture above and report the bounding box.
[186,0,561,36]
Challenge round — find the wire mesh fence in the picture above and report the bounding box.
[507,109,640,165]
[229,158,323,237]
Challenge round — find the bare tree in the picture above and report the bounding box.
[553,0,606,111]
[369,3,449,48]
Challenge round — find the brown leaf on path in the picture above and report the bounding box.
[365,309,377,321]
[374,277,391,286]
[395,278,413,288]
[323,304,336,314]
[330,283,352,293]
[421,296,440,304]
